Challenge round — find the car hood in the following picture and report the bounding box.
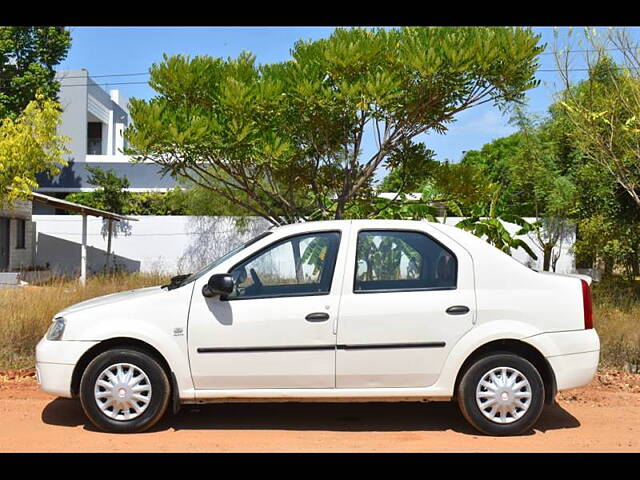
[56,286,165,317]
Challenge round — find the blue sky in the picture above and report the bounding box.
[59,26,640,178]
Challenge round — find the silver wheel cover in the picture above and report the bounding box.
[475,366,532,424]
[94,363,152,421]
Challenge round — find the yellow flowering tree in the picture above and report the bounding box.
[0,95,68,206]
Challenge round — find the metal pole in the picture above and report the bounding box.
[80,214,87,286]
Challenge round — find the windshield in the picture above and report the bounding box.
[174,231,273,288]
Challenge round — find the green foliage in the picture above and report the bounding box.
[457,106,579,269]
[126,27,543,226]
[165,181,253,217]
[453,185,539,260]
[559,55,640,209]
[461,108,578,220]
[65,190,188,216]
[84,166,130,214]
[554,50,640,276]
[0,27,71,119]
[379,143,438,193]
[0,95,68,205]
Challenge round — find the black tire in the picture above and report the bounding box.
[79,348,171,433]
[457,353,545,436]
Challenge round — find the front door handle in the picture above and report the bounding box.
[446,305,470,315]
[305,312,330,322]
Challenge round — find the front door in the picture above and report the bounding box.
[336,225,476,388]
[0,218,9,271]
[187,228,349,390]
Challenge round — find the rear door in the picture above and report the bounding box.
[335,224,476,388]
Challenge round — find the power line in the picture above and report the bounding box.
[537,46,634,56]
[57,72,149,79]
[59,81,150,88]
[54,67,603,89]
[52,47,638,84]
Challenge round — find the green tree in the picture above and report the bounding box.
[0,27,71,119]
[80,166,131,214]
[552,34,640,276]
[556,30,640,210]
[378,142,438,193]
[0,95,68,205]
[126,27,543,226]
[458,106,578,270]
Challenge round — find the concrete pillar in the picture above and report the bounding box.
[80,214,87,286]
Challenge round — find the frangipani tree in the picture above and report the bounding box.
[126,27,543,226]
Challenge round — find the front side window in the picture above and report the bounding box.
[229,232,341,299]
[354,230,457,292]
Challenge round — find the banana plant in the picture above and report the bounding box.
[455,187,538,260]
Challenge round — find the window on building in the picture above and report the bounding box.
[16,219,26,249]
[354,230,457,292]
[87,122,103,154]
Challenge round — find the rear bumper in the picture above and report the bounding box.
[525,329,600,391]
[547,350,600,391]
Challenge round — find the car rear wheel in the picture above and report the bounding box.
[79,348,171,433]
[457,353,545,436]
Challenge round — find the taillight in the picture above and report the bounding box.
[581,279,593,329]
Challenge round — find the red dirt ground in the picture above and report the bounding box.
[1,368,639,452]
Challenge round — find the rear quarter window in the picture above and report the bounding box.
[354,230,457,293]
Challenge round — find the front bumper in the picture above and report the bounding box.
[35,337,98,398]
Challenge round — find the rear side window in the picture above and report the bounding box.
[354,230,457,292]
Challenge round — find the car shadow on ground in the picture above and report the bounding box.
[41,398,580,436]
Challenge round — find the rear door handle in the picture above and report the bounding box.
[446,305,470,315]
[305,312,330,322]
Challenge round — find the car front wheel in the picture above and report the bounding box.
[457,353,545,436]
[79,348,171,433]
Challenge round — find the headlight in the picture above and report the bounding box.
[46,317,66,341]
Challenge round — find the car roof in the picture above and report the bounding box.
[270,219,438,234]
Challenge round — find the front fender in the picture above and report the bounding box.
[60,284,195,399]
[69,318,194,399]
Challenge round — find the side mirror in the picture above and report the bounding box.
[202,273,234,299]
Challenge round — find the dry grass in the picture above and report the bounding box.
[591,278,640,371]
[0,273,638,371]
[0,273,169,369]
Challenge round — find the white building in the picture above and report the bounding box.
[34,69,177,214]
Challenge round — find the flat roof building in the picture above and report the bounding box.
[35,69,176,213]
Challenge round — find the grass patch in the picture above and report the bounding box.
[0,273,169,369]
[592,278,640,371]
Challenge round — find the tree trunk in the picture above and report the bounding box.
[629,250,640,278]
[542,244,553,271]
[604,257,614,278]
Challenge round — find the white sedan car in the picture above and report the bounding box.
[36,220,599,436]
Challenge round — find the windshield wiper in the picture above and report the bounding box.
[162,273,191,291]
